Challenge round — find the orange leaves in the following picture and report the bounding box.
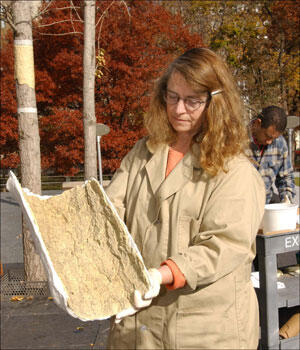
[10,296,25,302]
[10,296,33,302]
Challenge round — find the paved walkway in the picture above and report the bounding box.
[1,296,110,349]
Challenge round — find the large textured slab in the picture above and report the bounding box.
[6,172,150,321]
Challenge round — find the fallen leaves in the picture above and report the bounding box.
[73,326,84,333]
[10,295,34,302]
[10,296,24,302]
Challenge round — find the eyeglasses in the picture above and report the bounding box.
[164,90,207,112]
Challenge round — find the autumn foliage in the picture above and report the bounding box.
[0,0,203,175]
[172,0,299,116]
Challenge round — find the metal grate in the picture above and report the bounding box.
[0,269,49,297]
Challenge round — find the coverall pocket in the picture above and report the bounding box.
[107,316,136,349]
[175,311,235,349]
[178,216,199,252]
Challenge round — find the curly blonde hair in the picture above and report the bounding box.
[144,48,249,176]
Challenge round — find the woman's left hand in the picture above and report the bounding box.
[115,268,162,324]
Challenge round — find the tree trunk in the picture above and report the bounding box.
[12,0,46,281]
[83,0,97,180]
[278,33,288,111]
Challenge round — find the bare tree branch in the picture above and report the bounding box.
[95,1,114,29]
[0,2,17,31]
[32,1,83,34]
[38,31,83,36]
[69,2,76,34]
[36,19,83,28]
[2,14,17,31]
[96,5,113,50]
[1,1,17,31]
[96,0,131,50]
[30,0,54,21]
[31,3,82,20]
[119,0,131,20]
[48,6,81,11]
[245,105,259,115]
[0,0,12,13]
[70,0,83,21]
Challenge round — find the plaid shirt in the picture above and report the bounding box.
[247,135,296,204]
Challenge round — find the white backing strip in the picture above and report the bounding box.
[17,107,37,113]
[14,39,33,46]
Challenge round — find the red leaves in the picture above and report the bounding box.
[1,0,203,175]
[39,109,84,175]
[100,124,147,174]
[268,1,300,45]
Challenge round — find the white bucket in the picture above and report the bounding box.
[262,203,298,233]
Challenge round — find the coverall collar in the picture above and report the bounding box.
[145,140,201,202]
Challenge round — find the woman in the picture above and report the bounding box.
[106,48,265,349]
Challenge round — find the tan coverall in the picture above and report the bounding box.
[106,138,265,349]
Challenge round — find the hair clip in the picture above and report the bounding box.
[211,90,222,96]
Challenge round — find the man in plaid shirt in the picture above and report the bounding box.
[247,106,296,204]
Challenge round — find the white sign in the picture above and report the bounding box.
[285,235,299,249]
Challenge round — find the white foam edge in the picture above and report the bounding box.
[5,172,83,319]
[6,171,151,320]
